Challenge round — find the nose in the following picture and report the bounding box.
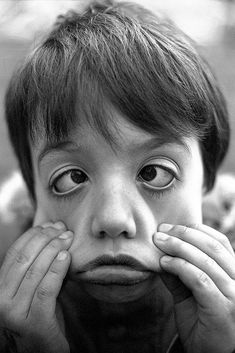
[91,183,136,239]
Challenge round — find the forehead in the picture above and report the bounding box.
[32,108,193,165]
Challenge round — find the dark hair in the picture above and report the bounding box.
[5,0,230,200]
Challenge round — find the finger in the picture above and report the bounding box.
[13,231,73,314]
[1,222,67,296]
[156,224,235,279]
[0,221,66,276]
[29,251,71,319]
[160,255,225,309]
[41,221,65,229]
[154,231,235,297]
[194,223,234,255]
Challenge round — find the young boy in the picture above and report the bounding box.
[1,1,235,352]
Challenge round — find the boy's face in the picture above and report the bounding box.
[31,108,204,303]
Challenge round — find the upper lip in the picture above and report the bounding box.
[77,254,150,272]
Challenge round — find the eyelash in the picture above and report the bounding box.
[48,182,177,205]
[48,170,85,202]
[48,164,179,201]
[47,184,78,202]
[143,181,176,200]
[137,163,178,192]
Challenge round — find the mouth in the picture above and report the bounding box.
[76,254,153,286]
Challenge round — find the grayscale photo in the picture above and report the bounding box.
[0,1,235,352]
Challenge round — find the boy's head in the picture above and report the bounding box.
[5,0,229,201]
[4,1,230,303]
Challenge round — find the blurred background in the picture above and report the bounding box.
[0,0,235,258]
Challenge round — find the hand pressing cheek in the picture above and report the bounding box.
[0,222,73,353]
[154,223,235,353]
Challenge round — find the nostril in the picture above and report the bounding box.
[92,211,137,239]
[98,230,129,238]
[99,230,106,238]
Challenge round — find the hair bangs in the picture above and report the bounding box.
[93,17,214,143]
[24,39,116,147]
[24,10,215,148]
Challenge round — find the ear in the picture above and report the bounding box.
[33,205,51,226]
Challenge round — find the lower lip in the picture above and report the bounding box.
[77,266,152,285]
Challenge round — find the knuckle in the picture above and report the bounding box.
[202,256,216,269]
[195,271,210,287]
[210,239,224,253]
[15,251,29,265]
[39,227,56,239]
[25,266,41,280]
[29,227,49,244]
[37,286,53,301]
[33,225,44,233]
[6,247,29,266]
[32,226,61,242]
[49,265,61,277]
[28,225,44,237]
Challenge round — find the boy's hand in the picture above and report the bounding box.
[0,222,73,353]
[153,223,235,353]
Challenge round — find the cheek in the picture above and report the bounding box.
[162,186,203,225]
[34,191,202,229]
[34,195,92,240]
[149,184,203,226]
[166,195,202,225]
[33,194,78,226]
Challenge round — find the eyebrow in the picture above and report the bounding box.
[129,137,191,155]
[37,141,80,165]
[37,136,191,166]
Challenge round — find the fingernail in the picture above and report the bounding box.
[154,232,168,241]
[54,221,66,230]
[58,231,73,239]
[158,223,173,233]
[57,251,68,261]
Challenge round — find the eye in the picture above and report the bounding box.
[138,163,175,190]
[50,168,88,195]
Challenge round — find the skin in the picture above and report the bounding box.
[0,109,235,352]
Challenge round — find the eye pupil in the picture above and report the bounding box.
[141,165,157,181]
[71,170,87,184]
